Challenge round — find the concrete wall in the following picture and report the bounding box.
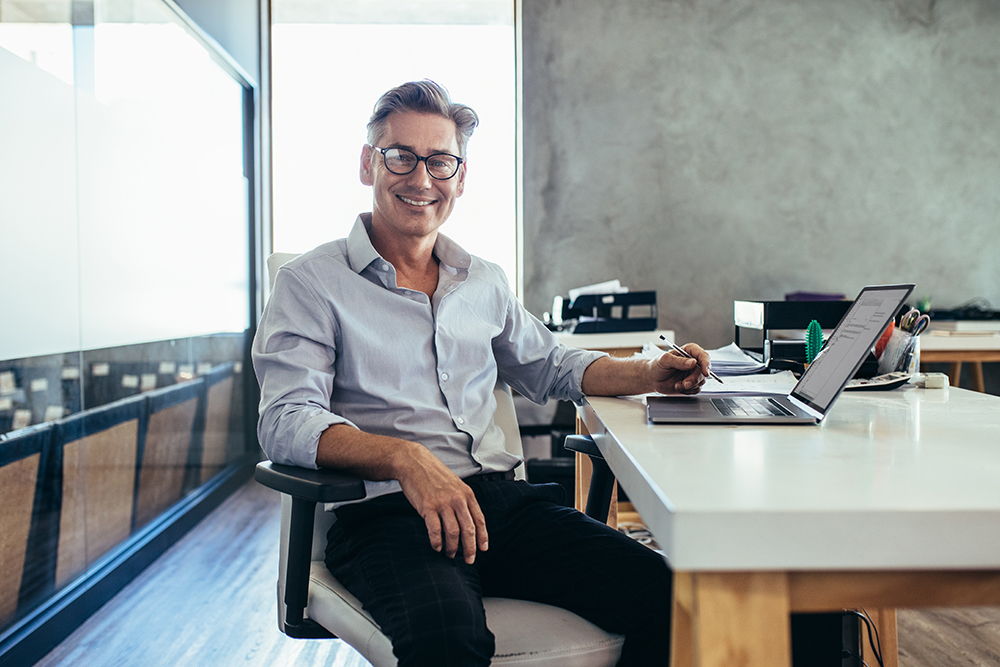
[522,0,1000,347]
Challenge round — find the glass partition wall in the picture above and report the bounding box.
[0,0,256,647]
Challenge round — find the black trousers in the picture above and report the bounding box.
[325,476,671,666]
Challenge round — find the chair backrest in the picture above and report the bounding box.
[266,252,299,291]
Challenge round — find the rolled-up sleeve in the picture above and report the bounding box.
[492,292,608,405]
[252,267,357,469]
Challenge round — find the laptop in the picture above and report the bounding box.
[647,284,915,424]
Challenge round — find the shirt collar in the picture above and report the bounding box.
[346,213,472,275]
[346,214,381,274]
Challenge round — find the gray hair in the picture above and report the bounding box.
[367,80,479,157]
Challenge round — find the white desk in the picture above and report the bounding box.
[579,387,1000,666]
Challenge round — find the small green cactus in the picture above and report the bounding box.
[805,319,823,364]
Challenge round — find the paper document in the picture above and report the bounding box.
[696,370,798,396]
[567,279,628,301]
[706,343,768,376]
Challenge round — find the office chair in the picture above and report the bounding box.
[255,253,624,666]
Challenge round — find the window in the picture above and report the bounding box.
[271,1,517,285]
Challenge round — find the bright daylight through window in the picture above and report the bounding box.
[271,1,516,285]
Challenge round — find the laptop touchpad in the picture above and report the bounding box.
[648,396,707,416]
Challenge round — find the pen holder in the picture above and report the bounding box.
[878,329,919,374]
[903,334,921,374]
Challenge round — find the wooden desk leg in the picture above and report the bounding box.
[670,572,694,667]
[971,362,986,393]
[949,362,963,388]
[860,608,899,667]
[680,572,792,666]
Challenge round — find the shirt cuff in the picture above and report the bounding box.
[567,350,611,404]
[285,412,358,469]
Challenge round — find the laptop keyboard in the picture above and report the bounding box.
[712,397,792,417]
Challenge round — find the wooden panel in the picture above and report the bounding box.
[57,420,139,586]
[136,399,198,528]
[0,454,40,623]
[689,572,791,667]
[200,377,233,483]
[83,420,138,562]
[788,570,1000,611]
[56,442,87,587]
[921,351,1000,363]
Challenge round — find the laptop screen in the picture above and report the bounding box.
[790,284,914,415]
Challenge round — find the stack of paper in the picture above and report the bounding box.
[707,343,768,376]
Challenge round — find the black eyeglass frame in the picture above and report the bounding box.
[370,145,465,180]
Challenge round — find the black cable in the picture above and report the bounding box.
[846,609,884,667]
[861,609,883,665]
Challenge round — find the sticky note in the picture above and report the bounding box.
[31,378,49,393]
[12,409,31,429]
[0,371,15,394]
[92,363,110,377]
[121,374,139,388]
[140,374,157,390]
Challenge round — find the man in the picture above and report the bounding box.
[253,80,712,666]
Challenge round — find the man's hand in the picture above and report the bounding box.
[649,343,711,395]
[396,446,488,565]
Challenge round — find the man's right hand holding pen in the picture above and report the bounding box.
[651,336,716,395]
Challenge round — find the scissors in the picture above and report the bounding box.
[908,314,930,336]
[899,308,921,331]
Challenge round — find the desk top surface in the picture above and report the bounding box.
[920,332,1000,351]
[581,387,1000,570]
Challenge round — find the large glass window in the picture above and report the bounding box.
[0,0,253,636]
[271,1,516,284]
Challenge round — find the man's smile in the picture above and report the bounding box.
[397,194,436,207]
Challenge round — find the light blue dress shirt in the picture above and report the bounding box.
[252,214,607,503]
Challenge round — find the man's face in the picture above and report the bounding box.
[361,111,466,243]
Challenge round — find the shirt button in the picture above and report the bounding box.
[380,262,389,271]
[441,372,449,381]
[456,416,465,425]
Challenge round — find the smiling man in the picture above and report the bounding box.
[253,80,712,666]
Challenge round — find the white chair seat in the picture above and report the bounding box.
[307,562,624,666]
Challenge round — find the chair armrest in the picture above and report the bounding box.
[563,434,604,460]
[254,461,367,503]
[563,435,615,523]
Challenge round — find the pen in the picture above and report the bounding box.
[659,335,724,384]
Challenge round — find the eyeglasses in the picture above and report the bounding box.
[371,146,464,180]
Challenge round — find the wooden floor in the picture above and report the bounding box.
[38,480,368,667]
[39,480,1000,666]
